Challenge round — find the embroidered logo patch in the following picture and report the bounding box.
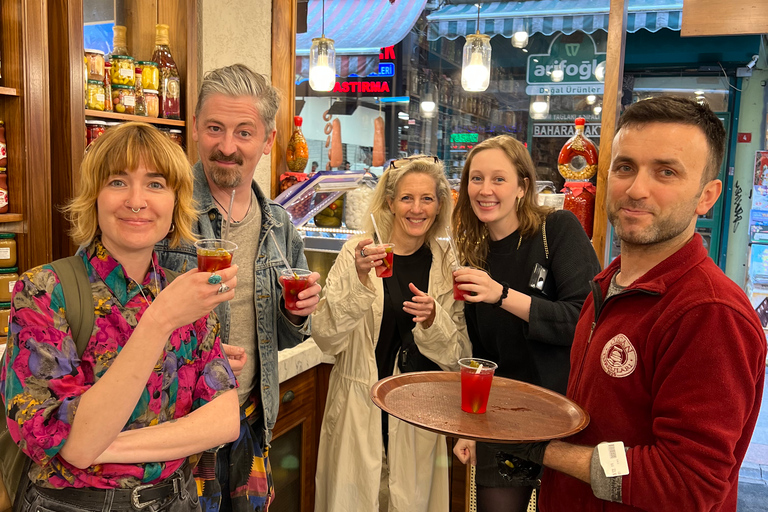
[600,334,637,378]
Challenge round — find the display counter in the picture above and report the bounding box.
[277,338,334,383]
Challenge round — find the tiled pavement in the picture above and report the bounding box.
[738,379,768,511]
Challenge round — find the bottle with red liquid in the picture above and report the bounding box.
[558,118,598,238]
[0,120,7,167]
[151,24,181,120]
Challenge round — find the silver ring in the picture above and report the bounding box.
[360,249,366,258]
[131,207,141,213]
[218,283,230,294]
[208,273,222,285]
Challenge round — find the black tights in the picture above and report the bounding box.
[476,484,534,512]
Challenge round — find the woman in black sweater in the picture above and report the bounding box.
[451,135,601,511]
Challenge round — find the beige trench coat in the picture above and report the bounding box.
[312,236,471,512]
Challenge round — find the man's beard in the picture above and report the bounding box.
[607,197,697,247]
[208,150,244,188]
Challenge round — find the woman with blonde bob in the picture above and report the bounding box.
[313,155,470,512]
[450,135,600,511]
[2,122,239,512]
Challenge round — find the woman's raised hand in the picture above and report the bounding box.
[146,265,238,333]
[452,267,504,304]
[354,239,387,282]
[403,283,436,328]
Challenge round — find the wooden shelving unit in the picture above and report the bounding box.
[49,0,198,260]
[85,109,185,126]
[0,0,52,271]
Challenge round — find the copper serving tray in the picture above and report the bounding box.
[371,371,589,443]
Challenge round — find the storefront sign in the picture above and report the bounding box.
[526,34,606,96]
[533,123,601,138]
[298,77,394,97]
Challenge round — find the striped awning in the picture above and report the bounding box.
[295,54,381,80]
[427,0,683,41]
[297,0,428,55]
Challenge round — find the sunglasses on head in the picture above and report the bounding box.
[388,155,439,170]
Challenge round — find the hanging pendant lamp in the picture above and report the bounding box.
[309,0,336,92]
[461,4,491,92]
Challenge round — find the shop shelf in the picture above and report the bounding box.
[85,109,185,127]
[0,87,19,97]
[0,213,23,223]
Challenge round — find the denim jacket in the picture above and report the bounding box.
[155,161,309,444]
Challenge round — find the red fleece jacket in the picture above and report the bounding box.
[541,235,766,512]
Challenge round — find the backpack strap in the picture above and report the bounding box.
[49,256,94,358]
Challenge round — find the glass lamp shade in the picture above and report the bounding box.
[529,95,550,120]
[512,31,529,48]
[461,34,491,92]
[309,37,336,92]
[421,93,436,118]
[594,61,606,82]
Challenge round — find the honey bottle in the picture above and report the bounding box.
[152,24,181,120]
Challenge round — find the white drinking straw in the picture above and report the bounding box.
[222,190,236,241]
[370,213,384,245]
[475,363,484,374]
[269,231,296,278]
[445,226,460,264]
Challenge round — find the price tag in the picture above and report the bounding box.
[597,441,629,478]
[124,96,136,107]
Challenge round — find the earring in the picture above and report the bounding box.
[516,197,522,212]
[168,223,175,233]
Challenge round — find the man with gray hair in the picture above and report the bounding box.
[156,63,321,512]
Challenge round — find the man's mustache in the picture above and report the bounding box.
[210,151,244,166]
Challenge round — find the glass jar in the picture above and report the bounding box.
[86,80,106,111]
[286,116,308,172]
[168,129,183,146]
[0,302,9,338]
[0,233,16,268]
[111,84,135,114]
[110,55,135,86]
[139,61,160,91]
[85,49,105,81]
[85,120,106,146]
[344,177,377,230]
[111,25,129,57]
[133,67,147,116]
[144,89,159,118]
[0,267,18,303]
[103,62,113,112]
[0,170,7,214]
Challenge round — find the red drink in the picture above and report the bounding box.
[375,244,395,278]
[194,239,238,273]
[197,249,232,272]
[279,269,312,311]
[458,358,497,414]
[453,277,468,301]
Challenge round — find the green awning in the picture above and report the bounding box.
[427,0,683,41]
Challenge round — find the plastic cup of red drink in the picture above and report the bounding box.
[279,269,312,311]
[452,265,470,301]
[374,243,395,278]
[195,239,238,272]
[458,357,498,414]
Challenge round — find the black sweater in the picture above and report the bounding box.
[466,209,601,395]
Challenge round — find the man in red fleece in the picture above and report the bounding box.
[501,96,766,511]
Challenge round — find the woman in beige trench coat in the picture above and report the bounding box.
[312,156,470,512]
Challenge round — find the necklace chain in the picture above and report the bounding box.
[213,193,252,224]
[136,259,159,305]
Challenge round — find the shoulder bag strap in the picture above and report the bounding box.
[49,255,94,358]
